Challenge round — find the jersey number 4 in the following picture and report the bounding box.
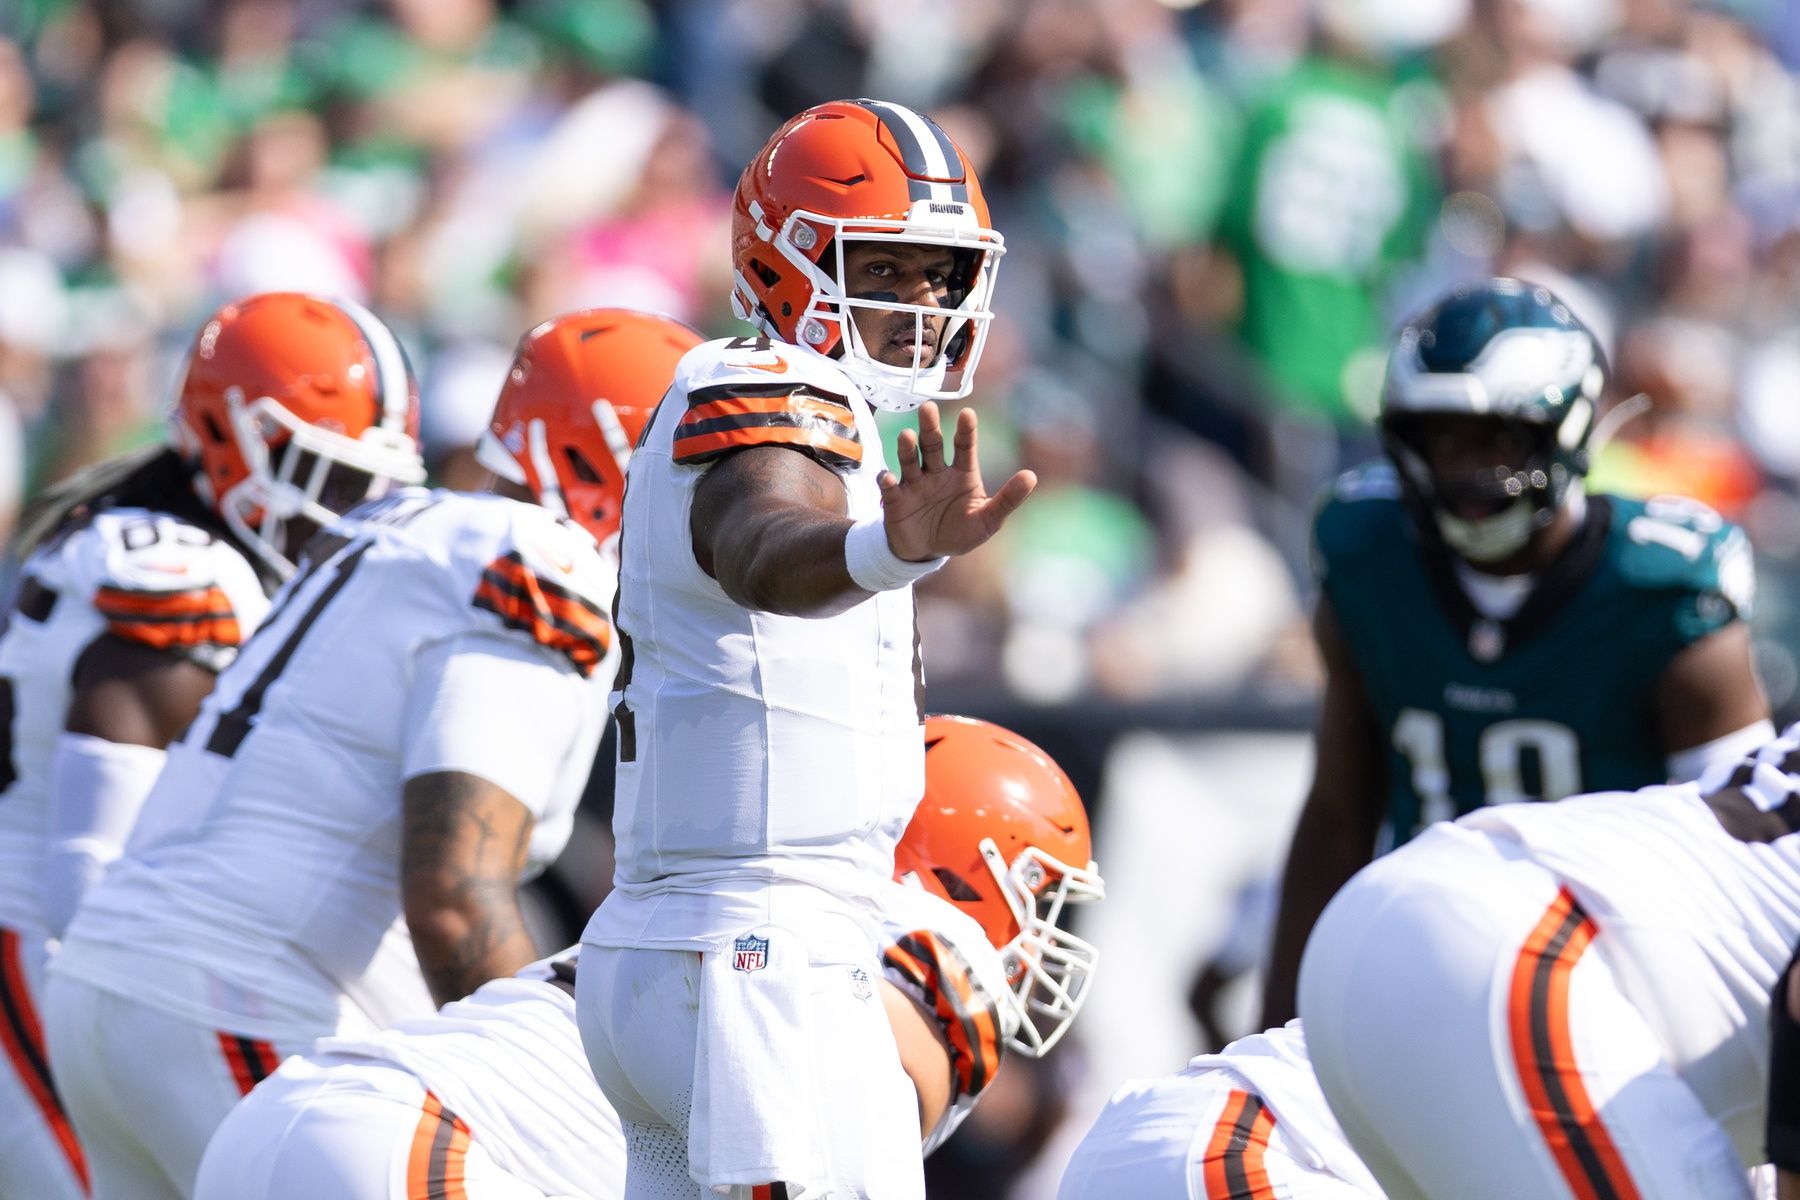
[1392,708,1581,830]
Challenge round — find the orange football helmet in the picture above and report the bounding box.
[731,99,1004,413]
[475,308,701,544]
[896,714,1105,1056]
[169,292,424,578]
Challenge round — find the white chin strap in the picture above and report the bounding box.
[1436,496,1537,563]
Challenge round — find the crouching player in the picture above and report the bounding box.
[191,716,1103,1198]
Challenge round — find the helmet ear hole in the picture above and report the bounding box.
[750,259,781,289]
[930,866,983,903]
[202,413,227,442]
[562,446,602,484]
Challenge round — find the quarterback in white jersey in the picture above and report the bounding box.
[1298,725,1800,1200]
[579,100,1033,1199]
[44,310,698,1200]
[0,292,423,1200]
[197,716,1095,1200]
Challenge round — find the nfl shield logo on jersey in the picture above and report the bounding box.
[733,934,769,973]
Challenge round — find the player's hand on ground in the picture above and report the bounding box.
[879,402,1036,561]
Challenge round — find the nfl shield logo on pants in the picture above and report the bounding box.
[733,934,769,973]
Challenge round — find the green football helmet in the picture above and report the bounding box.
[1380,277,1605,563]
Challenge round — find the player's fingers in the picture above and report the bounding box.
[894,428,922,485]
[953,408,978,467]
[876,470,900,502]
[982,470,1038,526]
[915,402,944,470]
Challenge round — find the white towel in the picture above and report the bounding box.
[689,925,829,1196]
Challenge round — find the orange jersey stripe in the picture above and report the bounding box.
[484,558,613,646]
[684,393,854,428]
[407,1092,471,1200]
[103,616,243,650]
[93,585,235,618]
[1199,1088,1277,1199]
[472,554,612,676]
[1507,888,1642,1200]
[673,424,863,467]
[0,929,89,1192]
[96,585,243,649]
[886,932,1003,1098]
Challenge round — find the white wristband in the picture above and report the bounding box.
[844,518,947,592]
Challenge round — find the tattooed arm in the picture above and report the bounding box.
[401,770,538,1007]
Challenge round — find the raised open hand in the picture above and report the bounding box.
[878,402,1037,562]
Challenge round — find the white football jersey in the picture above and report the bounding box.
[53,489,616,1040]
[589,336,925,954]
[0,507,269,936]
[875,880,1016,1155]
[1460,725,1800,1157]
[315,949,624,1197]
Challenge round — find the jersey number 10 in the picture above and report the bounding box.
[1392,707,1581,832]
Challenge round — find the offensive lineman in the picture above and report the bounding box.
[1263,277,1770,1026]
[43,309,699,1200]
[0,292,424,1200]
[576,100,1035,1199]
[190,716,1105,1200]
[1297,726,1800,1198]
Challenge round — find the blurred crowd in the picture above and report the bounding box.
[8,0,1800,713]
[13,1,1800,1194]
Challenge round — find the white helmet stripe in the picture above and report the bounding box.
[328,295,413,433]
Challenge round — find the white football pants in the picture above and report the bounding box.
[1298,822,1753,1200]
[0,926,89,1200]
[194,1055,551,1200]
[577,945,922,1200]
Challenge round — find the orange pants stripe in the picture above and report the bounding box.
[1508,887,1643,1200]
[407,1091,471,1199]
[1200,1086,1277,1199]
[216,1031,282,1097]
[0,927,89,1192]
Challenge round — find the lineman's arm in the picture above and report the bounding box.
[1260,596,1385,1028]
[1652,621,1773,782]
[883,979,954,1140]
[401,771,539,1007]
[44,636,217,933]
[690,402,1033,617]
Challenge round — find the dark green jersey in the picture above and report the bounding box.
[1315,463,1753,847]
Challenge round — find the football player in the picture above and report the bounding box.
[1058,1021,1383,1199]
[577,100,1035,1199]
[0,292,424,1200]
[188,716,1104,1200]
[42,309,699,1200]
[1262,277,1771,1026]
[1296,725,1800,1198]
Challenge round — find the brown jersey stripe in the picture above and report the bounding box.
[482,558,614,646]
[407,1092,471,1200]
[473,553,612,675]
[217,1032,280,1097]
[0,929,89,1191]
[1507,888,1642,1200]
[687,380,852,411]
[673,425,862,469]
[1200,1088,1277,1200]
[682,392,857,428]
